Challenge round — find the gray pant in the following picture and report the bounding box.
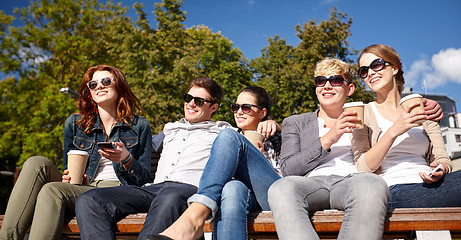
[0,156,121,240]
[268,173,389,240]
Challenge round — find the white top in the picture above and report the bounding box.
[152,118,233,187]
[307,117,358,177]
[370,102,431,186]
[94,156,119,181]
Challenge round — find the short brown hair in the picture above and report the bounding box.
[188,77,223,105]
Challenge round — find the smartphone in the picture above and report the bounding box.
[429,163,443,177]
[97,142,115,149]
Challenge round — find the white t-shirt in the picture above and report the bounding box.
[94,156,119,181]
[307,117,358,177]
[152,119,233,187]
[370,102,431,186]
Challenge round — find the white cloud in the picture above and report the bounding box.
[405,48,461,90]
[405,57,431,87]
[430,48,461,83]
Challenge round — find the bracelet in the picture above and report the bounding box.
[121,154,132,164]
[442,162,451,174]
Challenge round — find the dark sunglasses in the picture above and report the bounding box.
[183,93,213,106]
[314,75,350,87]
[87,77,113,90]
[358,58,392,79]
[231,103,262,113]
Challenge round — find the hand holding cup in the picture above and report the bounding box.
[66,150,89,185]
[343,101,365,128]
[244,130,265,148]
[400,94,427,124]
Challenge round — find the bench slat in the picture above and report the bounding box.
[59,208,461,238]
[3,208,461,239]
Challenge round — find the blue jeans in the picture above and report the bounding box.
[212,180,259,240]
[188,128,281,213]
[389,170,461,209]
[268,173,389,240]
[75,182,197,240]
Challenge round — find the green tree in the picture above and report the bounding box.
[252,8,374,123]
[251,36,301,120]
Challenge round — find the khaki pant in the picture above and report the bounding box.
[0,156,121,240]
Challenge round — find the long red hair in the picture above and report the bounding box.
[76,65,143,133]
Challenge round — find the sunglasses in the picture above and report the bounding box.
[314,75,350,87]
[358,58,392,79]
[183,93,213,106]
[231,103,262,113]
[87,77,113,90]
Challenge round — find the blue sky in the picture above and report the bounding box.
[2,0,461,111]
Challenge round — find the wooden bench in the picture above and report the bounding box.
[0,207,452,239]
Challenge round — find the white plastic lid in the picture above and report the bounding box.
[343,101,365,108]
[67,150,89,156]
[400,94,423,104]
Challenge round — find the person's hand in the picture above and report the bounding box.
[388,102,426,138]
[320,111,359,150]
[62,169,89,184]
[423,98,443,121]
[256,140,265,154]
[82,174,89,185]
[98,141,130,163]
[62,169,71,183]
[257,120,280,138]
[419,161,445,184]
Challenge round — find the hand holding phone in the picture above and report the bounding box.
[97,142,115,149]
[429,163,443,177]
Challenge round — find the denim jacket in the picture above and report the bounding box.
[63,114,152,186]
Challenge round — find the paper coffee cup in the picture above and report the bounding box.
[67,150,89,184]
[243,130,265,148]
[343,101,365,128]
[400,94,426,124]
